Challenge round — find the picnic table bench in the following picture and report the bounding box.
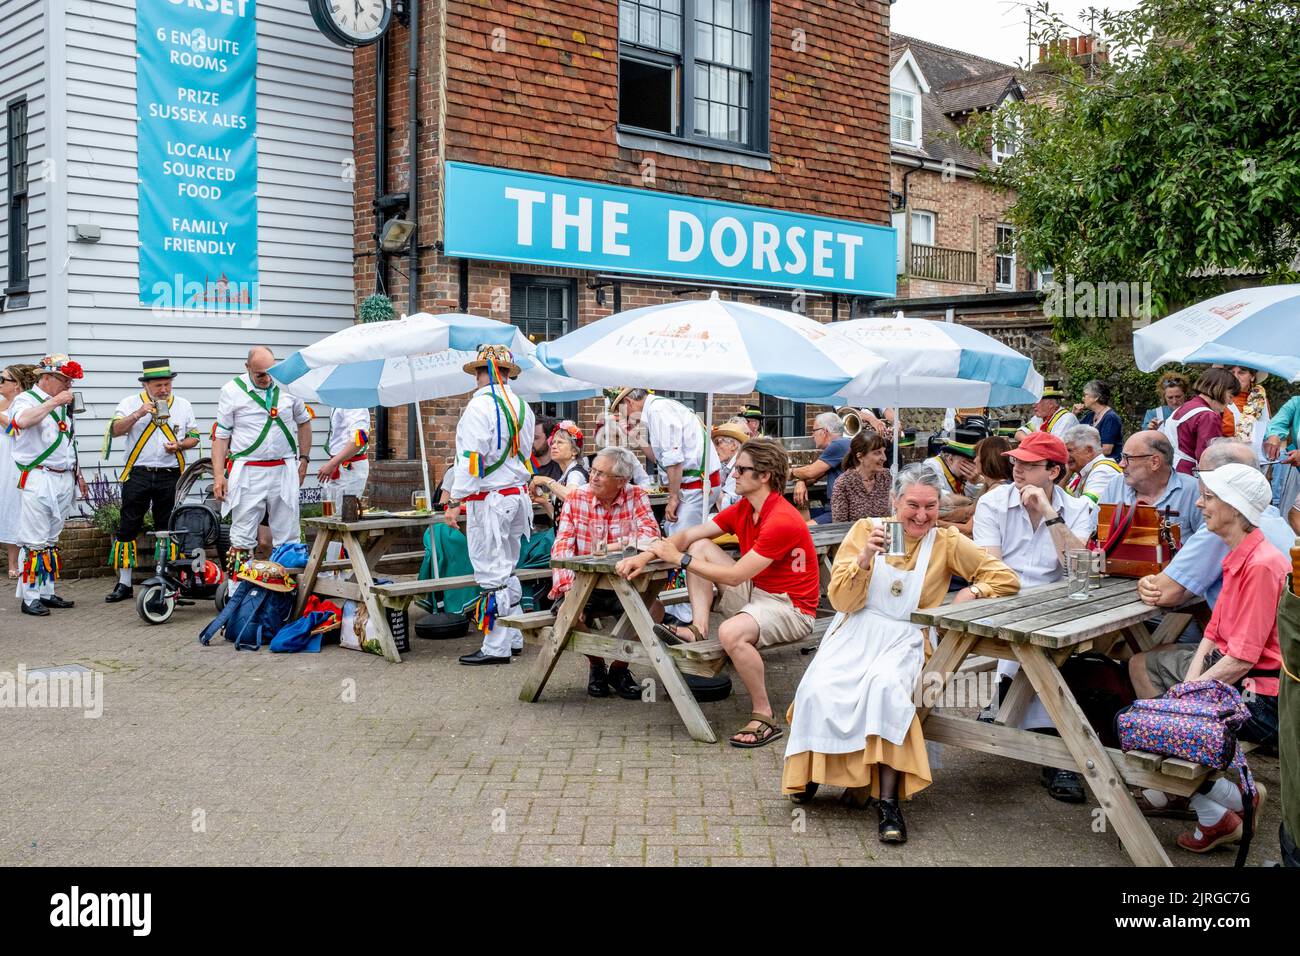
[911,576,1216,868]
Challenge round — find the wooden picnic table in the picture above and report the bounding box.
[511,521,857,743]
[910,576,1200,868]
[295,514,439,663]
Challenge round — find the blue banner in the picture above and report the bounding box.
[137,0,258,312]
[443,162,896,298]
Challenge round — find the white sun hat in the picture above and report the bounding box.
[1198,462,1272,527]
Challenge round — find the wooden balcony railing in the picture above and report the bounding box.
[909,242,978,284]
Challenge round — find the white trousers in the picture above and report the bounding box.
[226,463,301,551]
[466,492,530,658]
[325,460,369,567]
[662,486,706,623]
[14,469,74,602]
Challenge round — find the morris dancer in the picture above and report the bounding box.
[1015,383,1078,440]
[103,359,199,603]
[610,387,720,625]
[317,405,371,565]
[212,346,312,592]
[9,355,88,616]
[445,345,536,666]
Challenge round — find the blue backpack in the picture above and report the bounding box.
[199,585,295,651]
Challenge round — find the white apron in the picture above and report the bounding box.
[786,528,937,756]
[0,429,20,544]
[466,490,531,657]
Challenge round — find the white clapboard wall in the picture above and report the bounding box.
[1,0,356,477]
[0,0,50,357]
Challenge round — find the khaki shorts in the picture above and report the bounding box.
[1144,645,1222,694]
[716,581,814,649]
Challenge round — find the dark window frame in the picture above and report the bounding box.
[509,274,580,421]
[759,393,805,439]
[617,0,771,158]
[5,96,29,296]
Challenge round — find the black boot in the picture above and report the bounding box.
[105,583,133,603]
[878,798,907,844]
[587,660,609,697]
[607,666,643,701]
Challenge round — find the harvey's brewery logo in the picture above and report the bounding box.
[615,322,731,360]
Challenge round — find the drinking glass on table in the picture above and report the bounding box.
[1065,549,1091,600]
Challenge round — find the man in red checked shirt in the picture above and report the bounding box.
[550,446,661,700]
[618,438,819,749]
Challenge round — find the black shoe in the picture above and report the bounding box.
[608,667,643,701]
[40,595,74,609]
[458,650,511,666]
[105,584,133,603]
[790,782,820,805]
[878,799,908,844]
[512,646,522,656]
[587,661,609,697]
[1043,767,1087,803]
[21,600,49,617]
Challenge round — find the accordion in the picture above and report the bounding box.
[1096,503,1182,578]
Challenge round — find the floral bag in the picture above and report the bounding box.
[1115,679,1257,866]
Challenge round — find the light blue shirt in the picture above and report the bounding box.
[1163,505,1295,607]
[1098,470,1203,540]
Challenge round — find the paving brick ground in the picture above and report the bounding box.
[0,578,1283,866]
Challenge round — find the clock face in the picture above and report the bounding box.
[310,0,392,46]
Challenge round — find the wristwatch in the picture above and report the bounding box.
[1044,515,1065,527]
[679,553,693,571]
[967,583,984,599]
[298,454,310,462]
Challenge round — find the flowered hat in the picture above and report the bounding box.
[550,419,584,449]
[236,559,296,593]
[462,343,520,379]
[36,354,83,381]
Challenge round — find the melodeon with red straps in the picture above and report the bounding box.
[1096,502,1182,578]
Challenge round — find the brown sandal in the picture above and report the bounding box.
[729,712,783,749]
[653,621,703,645]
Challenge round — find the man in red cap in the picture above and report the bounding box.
[972,430,1099,802]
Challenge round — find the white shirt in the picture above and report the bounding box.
[215,374,310,462]
[1022,409,1079,438]
[922,455,964,494]
[449,384,536,498]
[8,386,78,471]
[717,451,741,509]
[1066,453,1122,504]
[112,392,198,469]
[973,482,1097,588]
[640,395,720,479]
[327,406,371,458]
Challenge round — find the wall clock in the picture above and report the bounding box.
[307,0,392,47]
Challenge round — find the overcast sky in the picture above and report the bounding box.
[890,0,1142,66]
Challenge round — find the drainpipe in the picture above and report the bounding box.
[405,0,421,459]
[374,32,390,458]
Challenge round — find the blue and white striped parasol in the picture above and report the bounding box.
[1133,284,1300,381]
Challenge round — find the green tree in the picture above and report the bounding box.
[964,0,1300,338]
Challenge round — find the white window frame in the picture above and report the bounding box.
[995,224,1017,291]
[891,90,919,146]
[910,210,935,247]
[991,108,1022,165]
[889,48,929,148]
[1036,266,1055,290]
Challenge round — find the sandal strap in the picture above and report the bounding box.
[745,712,777,729]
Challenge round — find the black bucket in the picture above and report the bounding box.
[414,611,470,640]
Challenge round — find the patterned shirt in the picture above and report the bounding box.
[549,483,661,598]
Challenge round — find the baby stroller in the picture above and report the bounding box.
[136,457,231,625]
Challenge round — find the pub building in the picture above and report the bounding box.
[353,0,899,479]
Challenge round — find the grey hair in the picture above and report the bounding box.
[1201,437,1259,472]
[595,445,637,478]
[814,411,844,436]
[625,388,650,402]
[1063,424,1101,454]
[893,462,945,500]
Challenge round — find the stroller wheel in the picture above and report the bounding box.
[136,582,176,625]
[214,585,228,614]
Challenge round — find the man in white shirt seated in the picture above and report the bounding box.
[1063,424,1122,505]
[1015,384,1079,440]
[1097,431,1202,542]
[972,430,1098,803]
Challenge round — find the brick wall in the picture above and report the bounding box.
[353,1,895,484]
[891,165,1035,297]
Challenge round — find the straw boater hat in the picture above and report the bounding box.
[236,559,296,593]
[711,421,750,445]
[462,343,520,379]
[139,359,177,382]
[35,354,83,381]
[606,386,648,411]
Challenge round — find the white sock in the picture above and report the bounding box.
[1207,777,1243,813]
[1141,788,1169,809]
[1189,793,1229,828]
[118,568,133,587]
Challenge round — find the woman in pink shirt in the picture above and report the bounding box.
[1163,368,1237,474]
[1130,463,1288,854]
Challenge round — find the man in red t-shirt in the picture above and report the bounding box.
[618,439,819,749]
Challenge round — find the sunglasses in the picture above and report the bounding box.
[0,375,15,384]
[732,465,761,476]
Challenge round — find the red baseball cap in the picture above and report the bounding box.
[1003,431,1069,466]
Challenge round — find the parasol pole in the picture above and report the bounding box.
[408,360,439,580]
[704,392,714,519]
[892,373,902,478]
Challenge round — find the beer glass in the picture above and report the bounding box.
[411,491,429,513]
[1065,549,1091,600]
